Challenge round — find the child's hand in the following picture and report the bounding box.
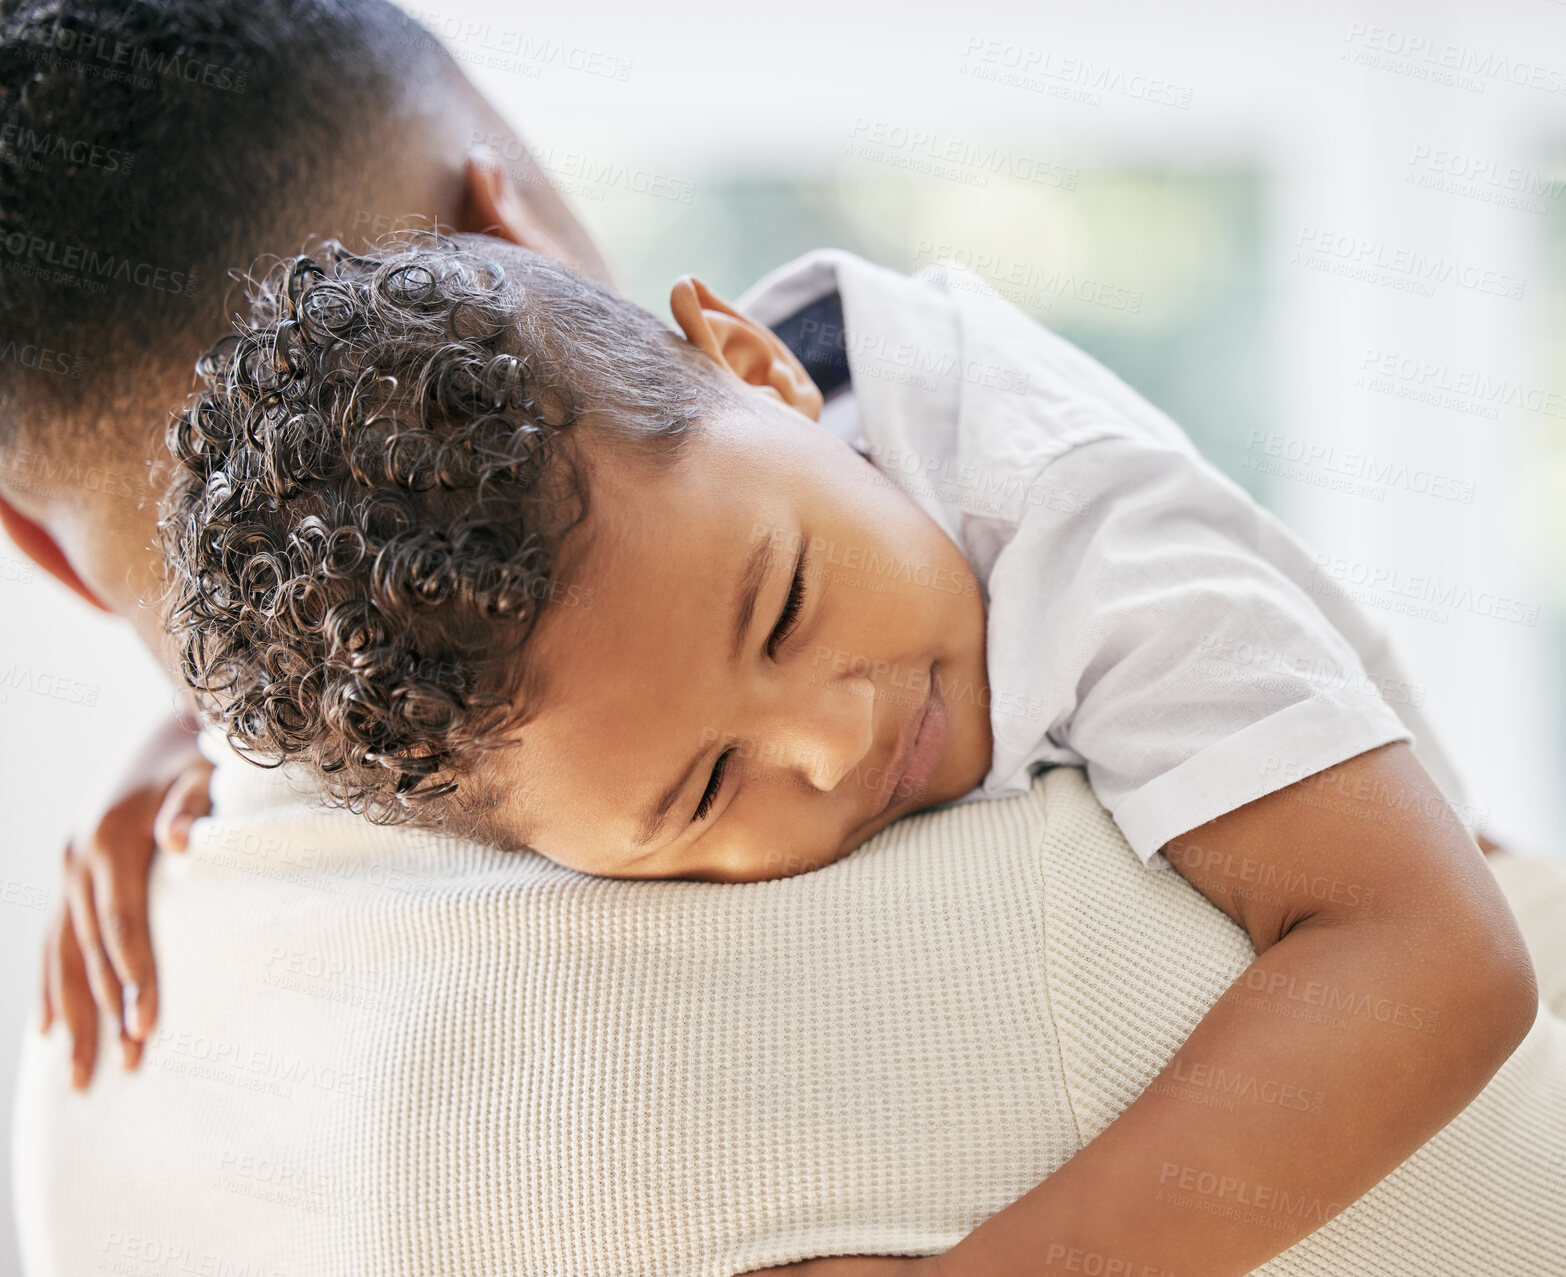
[38,717,212,1089]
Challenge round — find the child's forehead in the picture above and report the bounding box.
[544,404,862,660]
[565,489,754,618]
[573,418,753,536]
[531,443,793,673]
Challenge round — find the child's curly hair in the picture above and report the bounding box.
[159,233,719,834]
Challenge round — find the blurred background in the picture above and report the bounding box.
[3,0,1563,1268]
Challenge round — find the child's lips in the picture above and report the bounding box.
[897,683,949,804]
[873,676,949,819]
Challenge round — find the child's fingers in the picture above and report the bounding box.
[119,1028,144,1072]
[153,759,214,854]
[53,910,99,1090]
[62,845,125,1042]
[89,840,159,1042]
[39,919,56,1034]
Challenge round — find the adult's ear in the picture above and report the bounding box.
[668,277,823,421]
[458,150,581,270]
[0,493,112,612]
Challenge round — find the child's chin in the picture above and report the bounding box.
[894,789,955,823]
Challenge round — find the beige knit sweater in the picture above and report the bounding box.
[14,760,1566,1276]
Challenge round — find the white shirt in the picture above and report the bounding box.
[741,251,1471,866]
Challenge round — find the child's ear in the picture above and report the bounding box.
[669,277,823,421]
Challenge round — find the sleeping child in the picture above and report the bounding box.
[152,232,1536,1276]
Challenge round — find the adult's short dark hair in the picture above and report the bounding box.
[160,232,725,838]
[0,0,447,460]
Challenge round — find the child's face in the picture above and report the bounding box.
[494,394,994,881]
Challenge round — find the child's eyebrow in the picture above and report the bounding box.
[730,531,778,661]
[634,744,710,849]
[633,531,781,850]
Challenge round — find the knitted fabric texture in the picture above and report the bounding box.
[14,760,1566,1275]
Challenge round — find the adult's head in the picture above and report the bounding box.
[0,0,610,663]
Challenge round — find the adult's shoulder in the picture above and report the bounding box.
[17,764,1081,1275]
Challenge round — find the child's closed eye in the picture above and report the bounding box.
[765,547,808,658]
[694,546,811,824]
[694,747,733,821]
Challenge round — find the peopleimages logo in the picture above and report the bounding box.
[1158,1162,1347,1230]
[1356,349,1566,422]
[1,878,50,911]
[751,525,978,599]
[0,554,37,586]
[0,335,83,379]
[400,9,633,81]
[1343,23,1566,97]
[795,316,1031,394]
[22,20,248,93]
[1,230,197,297]
[912,240,1144,315]
[0,665,100,707]
[1405,145,1565,216]
[469,130,695,205]
[957,35,1195,111]
[1242,430,1478,504]
[0,119,134,174]
[1308,552,1540,627]
[1292,228,1525,300]
[847,118,1078,190]
[0,446,150,503]
[1164,1057,1328,1115]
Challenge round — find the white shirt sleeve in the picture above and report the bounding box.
[980,433,1414,864]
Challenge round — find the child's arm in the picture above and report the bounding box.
[40,714,213,1087]
[753,743,1536,1277]
[948,742,1534,1275]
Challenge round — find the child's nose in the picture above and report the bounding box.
[763,670,876,794]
